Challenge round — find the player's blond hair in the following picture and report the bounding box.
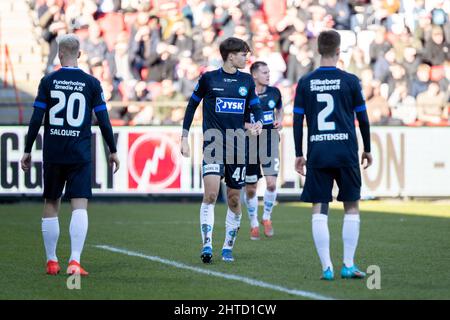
[57,34,80,59]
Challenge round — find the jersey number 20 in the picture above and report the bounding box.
[50,90,86,127]
[317,93,335,131]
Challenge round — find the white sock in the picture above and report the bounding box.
[42,217,60,262]
[245,195,259,228]
[200,203,215,248]
[343,214,360,267]
[69,209,88,263]
[263,190,277,221]
[223,208,241,250]
[312,214,333,272]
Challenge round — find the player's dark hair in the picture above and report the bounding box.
[219,37,251,61]
[317,30,341,58]
[250,61,268,75]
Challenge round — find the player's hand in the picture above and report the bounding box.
[21,153,31,172]
[361,152,373,169]
[109,153,120,173]
[181,136,190,157]
[273,120,283,131]
[251,121,263,136]
[295,156,306,176]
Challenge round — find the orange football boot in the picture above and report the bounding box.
[67,260,89,276]
[262,219,274,237]
[250,226,260,240]
[46,260,61,275]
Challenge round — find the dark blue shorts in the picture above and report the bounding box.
[202,161,246,190]
[300,166,361,203]
[43,162,92,200]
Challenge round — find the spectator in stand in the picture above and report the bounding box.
[410,64,431,98]
[366,81,391,125]
[324,0,352,30]
[81,22,113,75]
[154,80,185,124]
[416,82,448,125]
[388,81,417,125]
[38,0,67,73]
[373,48,396,83]
[65,0,96,32]
[369,26,391,65]
[146,42,178,82]
[402,46,421,84]
[347,47,369,78]
[167,19,194,55]
[422,26,450,66]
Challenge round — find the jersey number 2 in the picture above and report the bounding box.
[317,93,335,131]
[50,90,86,127]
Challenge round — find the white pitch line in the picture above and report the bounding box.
[94,245,335,300]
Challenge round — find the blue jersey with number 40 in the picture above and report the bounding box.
[294,66,366,168]
[33,67,106,164]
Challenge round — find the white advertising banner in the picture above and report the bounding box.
[0,126,449,197]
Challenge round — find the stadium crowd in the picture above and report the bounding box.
[30,0,450,126]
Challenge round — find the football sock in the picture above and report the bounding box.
[262,190,276,221]
[245,195,259,228]
[69,209,88,263]
[343,214,360,267]
[200,203,215,248]
[42,217,60,262]
[223,208,241,250]
[312,213,333,271]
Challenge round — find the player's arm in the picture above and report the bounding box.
[181,74,207,157]
[22,79,48,171]
[352,77,372,169]
[293,79,306,176]
[273,89,283,130]
[247,81,264,134]
[92,81,119,173]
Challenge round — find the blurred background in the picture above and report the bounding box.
[1,0,449,127]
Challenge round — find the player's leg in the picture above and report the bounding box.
[42,198,62,275]
[262,175,277,237]
[200,173,221,263]
[42,162,65,275]
[337,166,365,279]
[261,130,279,237]
[65,163,92,276]
[244,164,261,240]
[301,168,334,280]
[222,164,246,262]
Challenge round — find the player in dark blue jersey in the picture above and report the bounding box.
[181,37,264,263]
[293,30,372,281]
[20,34,119,276]
[243,61,283,240]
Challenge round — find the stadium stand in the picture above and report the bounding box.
[1,0,449,126]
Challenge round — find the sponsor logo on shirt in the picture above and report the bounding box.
[215,98,245,114]
[263,111,274,125]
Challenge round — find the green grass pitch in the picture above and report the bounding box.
[0,201,449,300]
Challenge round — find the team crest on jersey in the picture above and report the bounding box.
[268,100,276,109]
[215,97,245,114]
[238,86,248,96]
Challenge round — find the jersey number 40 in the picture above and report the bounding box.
[49,90,86,127]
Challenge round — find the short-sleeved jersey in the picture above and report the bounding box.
[33,67,106,164]
[191,68,261,136]
[294,66,366,168]
[246,86,282,129]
